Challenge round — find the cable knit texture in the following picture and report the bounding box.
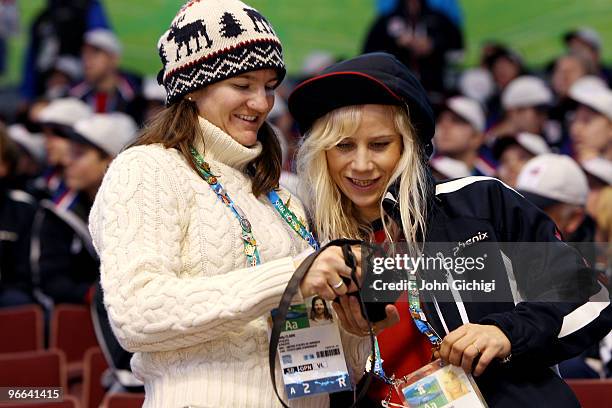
[89,117,369,407]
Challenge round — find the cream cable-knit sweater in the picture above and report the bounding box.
[89,117,369,408]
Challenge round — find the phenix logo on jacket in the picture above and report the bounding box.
[452,231,489,256]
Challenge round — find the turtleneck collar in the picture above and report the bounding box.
[193,116,263,171]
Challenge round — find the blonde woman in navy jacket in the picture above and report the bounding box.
[290,52,611,408]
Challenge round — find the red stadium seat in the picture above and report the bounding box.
[0,349,67,389]
[567,379,612,408]
[0,304,44,353]
[0,394,80,407]
[50,305,99,380]
[81,347,109,408]
[101,393,145,408]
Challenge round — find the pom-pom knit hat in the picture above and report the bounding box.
[157,0,286,105]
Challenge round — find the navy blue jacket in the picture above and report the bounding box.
[0,188,37,305]
[382,176,611,408]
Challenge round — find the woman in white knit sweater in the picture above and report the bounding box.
[88,1,399,407]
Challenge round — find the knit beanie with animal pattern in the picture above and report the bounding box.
[157,0,286,105]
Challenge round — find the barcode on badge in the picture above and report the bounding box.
[316,347,340,358]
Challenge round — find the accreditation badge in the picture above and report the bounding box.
[394,359,488,408]
[268,298,352,400]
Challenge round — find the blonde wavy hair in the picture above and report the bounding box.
[296,104,430,251]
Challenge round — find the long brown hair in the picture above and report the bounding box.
[133,98,282,197]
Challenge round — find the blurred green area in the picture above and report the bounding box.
[2,0,611,87]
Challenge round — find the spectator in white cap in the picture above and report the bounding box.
[483,44,525,92]
[568,76,612,161]
[516,153,593,243]
[434,96,495,176]
[458,67,495,105]
[563,27,612,86]
[551,52,596,101]
[70,28,143,123]
[37,97,92,168]
[7,124,46,189]
[516,152,606,380]
[489,76,562,148]
[492,131,551,187]
[64,113,137,200]
[480,44,525,127]
[549,52,597,133]
[35,97,92,207]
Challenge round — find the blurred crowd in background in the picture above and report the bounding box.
[0,0,611,389]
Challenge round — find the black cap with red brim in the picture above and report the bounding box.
[288,52,435,149]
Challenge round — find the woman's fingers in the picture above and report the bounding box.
[316,284,337,301]
[439,324,467,362]
[447,334,474,367]
[439,323,511,376]
[460,341,481,374]
[301,247,354,299]
[300,273,336,300]
[328,274,348,296]
[473,346,497,377]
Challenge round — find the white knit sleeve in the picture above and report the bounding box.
[90,147,296,353]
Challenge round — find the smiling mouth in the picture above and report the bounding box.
[236,114,258,123]
[348,177,380,187]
